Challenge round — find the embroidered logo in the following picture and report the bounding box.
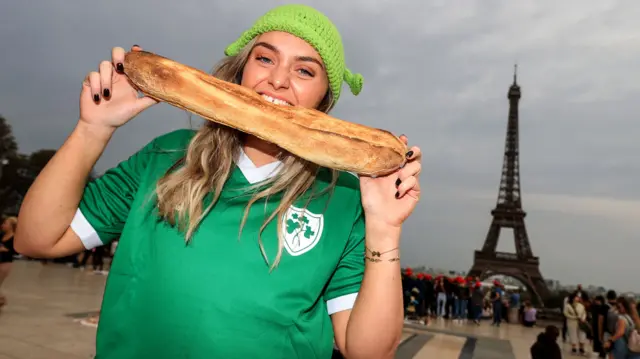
[282,205,324,256]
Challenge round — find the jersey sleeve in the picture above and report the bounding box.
[324,202,365,315]
[70,138,156,250]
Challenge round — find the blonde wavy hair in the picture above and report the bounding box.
[155,38,339,269]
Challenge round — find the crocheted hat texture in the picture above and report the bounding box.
[225,4,363,103]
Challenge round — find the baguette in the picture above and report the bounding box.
[123,50,407,176]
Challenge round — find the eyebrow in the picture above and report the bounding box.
[253,42,325,69]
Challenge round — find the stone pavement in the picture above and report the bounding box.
[0,260,563,359]
[398,320,532,359]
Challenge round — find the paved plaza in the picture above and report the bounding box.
[0,260,558,359]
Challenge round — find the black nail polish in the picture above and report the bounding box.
[93,94,99,102]
[406,150,414,158]
[103,89,110,97]
[395,178,401,187]
[133,44,140,48]
[116,63,124,72]
[395,191,399,198]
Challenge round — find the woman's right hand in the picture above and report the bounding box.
[79,45,158,132]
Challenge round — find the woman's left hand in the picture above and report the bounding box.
[359,135,421,231]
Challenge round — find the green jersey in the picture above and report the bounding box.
[70,129,365,359]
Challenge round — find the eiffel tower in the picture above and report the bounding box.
[467,66,551,305]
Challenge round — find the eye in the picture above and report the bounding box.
[297,68,314,77]
[256,56,273,64]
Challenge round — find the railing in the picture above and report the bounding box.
[474,250,539,264]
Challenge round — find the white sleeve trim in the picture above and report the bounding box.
[70,209,103,250]
[327,293,358,315]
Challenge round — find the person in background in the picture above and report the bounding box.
[509,289,521,323]
[449,278,460,321]
[602,290,619,354]
[562,293,569,342]
[457,280,470,323]
[0,217,17,310]
[415,273,427,325]
[575,284,589,302]
[564,293,587,356]
[435,277,447,318]
[402,268,417,322]
[471,283,484,325]
[629,297,640,333]
[491,282,504,326]
[522,300,537,327]
[423,275,435,319]
[405,288,419,321]
[591,295,606,358]
[530,325,562,359]
[604,296,640,359]
[445,277,455,319]
[629,298,640,357]
[91,245,106,274]
[501,291,510,323]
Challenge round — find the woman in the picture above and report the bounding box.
[456,281,470,322]
[604,297,640,359]
[14,5,421,359]
[491,282,504,326]
[435,277,447,318]
[522,300,537,327]
[591,295,607,358]
[0,216,17,309]
[564,293,588,355]
[470,283,484,325]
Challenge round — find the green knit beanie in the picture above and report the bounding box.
[225,4,363,104]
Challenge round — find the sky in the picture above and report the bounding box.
[1,0,639,291]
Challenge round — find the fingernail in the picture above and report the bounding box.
[395,178,401,187]
[395,191,399,198]
[406,150,414,158]
[116,63,124,72]
[133,44,140,48]
[103,89,110,97]
[93,94,100,102]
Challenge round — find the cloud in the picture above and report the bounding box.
[1,0,639,291]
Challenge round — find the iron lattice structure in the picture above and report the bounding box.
[467,66,551,306]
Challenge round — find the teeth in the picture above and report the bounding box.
[261,94,291,106]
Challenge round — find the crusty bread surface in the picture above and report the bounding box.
[123,50,407,176]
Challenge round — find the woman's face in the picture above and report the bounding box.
[241,31,329,109]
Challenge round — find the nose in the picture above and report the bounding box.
[268,65,290,90]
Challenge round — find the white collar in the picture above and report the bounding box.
[235,147,282,184]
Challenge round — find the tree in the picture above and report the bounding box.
[0,148,98,215]
[0,154,30,215]
[0,114,18,160]
[28,149,56,175]
[0,149,57,215]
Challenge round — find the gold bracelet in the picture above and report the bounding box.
[365,255,400,263]
[366,246,399,258]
